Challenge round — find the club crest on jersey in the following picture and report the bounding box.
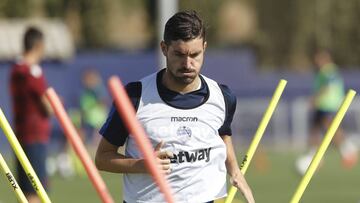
[176,126,192,138]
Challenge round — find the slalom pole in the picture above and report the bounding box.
[290,90,356,203]
[0,108,51,203]
[225,79,287,203]
[45,88,114,203]
[0,153,28,203]
[108,76,175,203]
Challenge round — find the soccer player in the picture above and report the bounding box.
[10,27,51,203]
[296,48,358,175]
[95,10,255,203]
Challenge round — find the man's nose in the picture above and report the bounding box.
[183,56,192,68]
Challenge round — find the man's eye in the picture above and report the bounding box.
[191,53,200,58]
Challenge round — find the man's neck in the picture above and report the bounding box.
[162,70,201,94]
[22,52,39,66]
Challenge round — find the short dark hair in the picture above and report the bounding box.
[164,10,206,45]
[24,27,44,52]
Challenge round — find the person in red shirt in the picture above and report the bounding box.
[10,27,51,203]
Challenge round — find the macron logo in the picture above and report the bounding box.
[170,147,211,163]
[171,117,198,122]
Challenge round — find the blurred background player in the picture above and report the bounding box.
[95,10,255,203]
[80,69,108,146]
[9,27,52,203]
[295,48,358,175]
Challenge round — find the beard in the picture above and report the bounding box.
[167,67,197,85]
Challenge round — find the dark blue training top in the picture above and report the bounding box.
[99,69,237,146]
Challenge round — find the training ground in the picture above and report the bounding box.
[1,149,359,203]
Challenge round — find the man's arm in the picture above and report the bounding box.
[95,138,146,173]
[95,138,172,174]
[41,95,53,115]
[26,67,52,115]
[222,135,255,203]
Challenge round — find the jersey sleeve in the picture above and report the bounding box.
[99,81,142,146]
[28,67,48,96]
[218,84,237,136]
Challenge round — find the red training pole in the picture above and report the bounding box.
[45,88,114,203]
[108,76,175,203]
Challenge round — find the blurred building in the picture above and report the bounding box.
[0,19,74,61]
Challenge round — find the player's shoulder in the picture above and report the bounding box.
[218,83,233,93]
[200,74,217,85]
[201,74,237,105]
[10,62,31,81]
[28,64,44,78]
[217,83,237,104]
[11,61,44,78]
[140,71,158,81]
[11,61,28,72]
[125,81,142,98]
[135,71,164,96]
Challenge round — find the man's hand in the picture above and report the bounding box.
[222,135,255,203]
[154,141,174,174]
[230,172,255,203]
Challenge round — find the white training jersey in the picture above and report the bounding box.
[123,72,228,203]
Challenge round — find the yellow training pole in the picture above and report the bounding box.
[0,153,28,203]
[0,108,51,203]
[290,89,356,203]
[225,79,287,203]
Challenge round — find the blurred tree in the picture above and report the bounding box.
[78,0,108,48]
[253,0,297,69]
[2,0,360,68]
[44,0,69,17]
[0,0,32,17]
[180,0,223,47]
[288,0,315,71]
[103,0,152,50]
[253,0,360,69]
[44,0,151,49]
[331,0,360,66]
[287,0,341,70]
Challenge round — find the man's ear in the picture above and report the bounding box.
[160,41,168,56]
[203,41,207,51]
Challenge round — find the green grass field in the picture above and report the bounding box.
[1,149,359,203]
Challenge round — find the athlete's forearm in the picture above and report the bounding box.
[95,138,148,173]
[221,135,241,177]
[41,94,53,115]
[95,150,147,174]
[222,135,255,203]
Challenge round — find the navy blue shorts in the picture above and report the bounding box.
[312,110,335,127]
[16,143,48,194]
